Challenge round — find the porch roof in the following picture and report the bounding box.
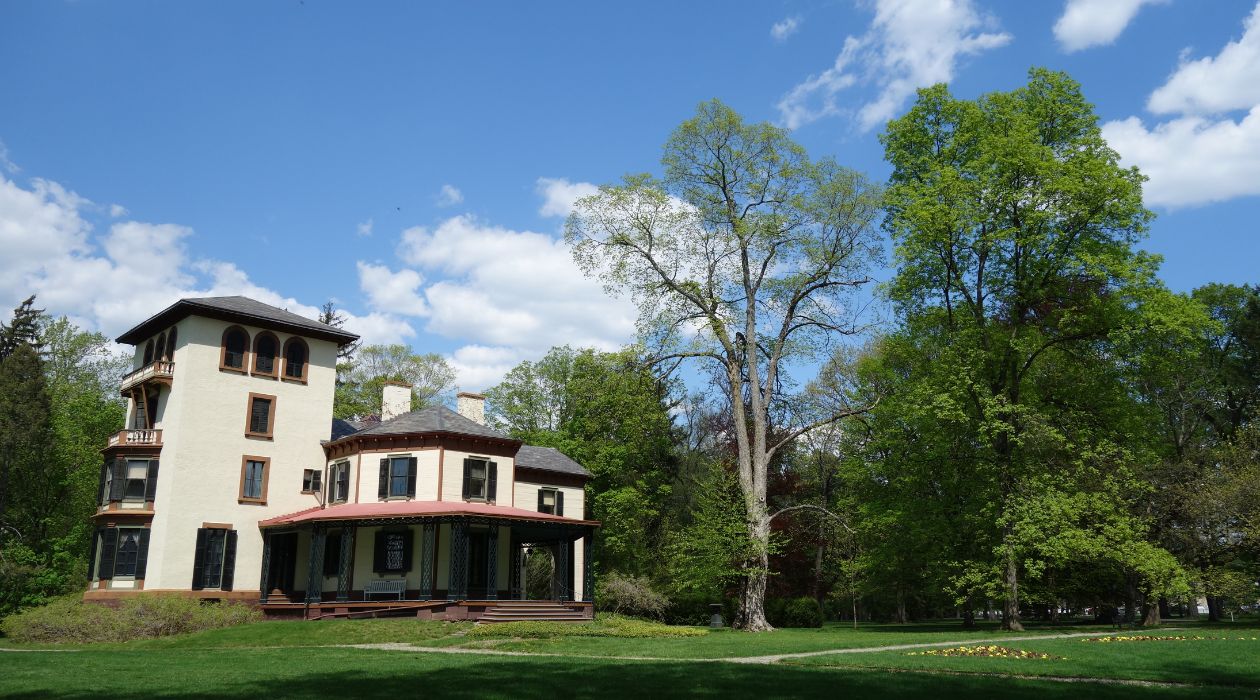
[259,500,599,528]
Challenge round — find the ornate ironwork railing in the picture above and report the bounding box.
[120,361,174,393]
[106,429,163,447]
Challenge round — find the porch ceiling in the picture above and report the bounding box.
[259,499,599,528]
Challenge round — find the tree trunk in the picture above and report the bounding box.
[812,538,825,605]
[1123,575,1138,624]
[1002,545,1024,631]
[1184,596,1199,619]
[962,596,975,629]
[738,515,773,631]
[1158,597,1170,619]
[1142,593,1161,627]
[1207,595,1222,622]
[894,586,908,623]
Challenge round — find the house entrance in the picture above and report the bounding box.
[265,532,298,597]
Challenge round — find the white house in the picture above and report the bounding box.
[85,296,595,621]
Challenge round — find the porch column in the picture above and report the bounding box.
[582,531,592,603]
[305,527,325,604]
[258,531,273,604]
[335,525,354,601]
[486,526,499,600]
[447,518,468,601]
[555,539,570,602]
[419,523,435,601]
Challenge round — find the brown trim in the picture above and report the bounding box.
[353,452,362,504]
[245,392,277,439]
[202,521,233,530]
[91,511,155,526]
[324,433,518,460]
[280,336,310,383]
[219,325,251,373]
[84,589,261,604]
[238,455,271,505]
[250,331,280,379]
[514,466,589,488]
[436,446,445,502]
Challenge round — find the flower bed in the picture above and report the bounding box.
[906,644,1059,659]
[1083,635,1259,643]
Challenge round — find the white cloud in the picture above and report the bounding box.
[771,16,802,42]
[536,177,599,218]
[1101,3,1260,208]
[1053,0,1164,53]
[356,261,430,317]
[436,184,464,207]
[777,0,1010,131]
[1147,3,1260,115]
[449,344,525,391]
[0,140,18,175]
[356,218,374,237]
[109,204,128,218]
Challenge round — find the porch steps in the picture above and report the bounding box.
[477,601,591,624]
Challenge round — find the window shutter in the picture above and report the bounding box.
[406,457,418,498]
[338,467,349,502]
[191,528,208,590]
[96,463,108,504]
[402,529,414,572]
[145,460,159,502]
[87,527,103,581]
[487,462,497,503]
[462,458,472,500]
[373,530,386,573]
[326,469,334,502]
[556,490,564,517]
[323,533,341,576]
[99,528,118,581]
[221,530,238,591]
[108,459,127,502]
[378,458,389,500]
[135,529,151,580]
[537,489,545,512]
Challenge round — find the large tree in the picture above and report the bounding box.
[881,69,1168,630]
[566,100,882,630]
[334,344,457,419]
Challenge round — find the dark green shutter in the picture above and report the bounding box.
[99,528,118,581]
[108,458,126,502]
[402,530,414,571]
[378,458,388,500]
[373,530,386,572]
[537,489,545,512]
[221,530,238,591]
[323,533,341,576]
[145,460,159,502]
[461,458,472,499]
[487,462,497,503]
[96,463,108,504]
[406,457,418,498]
[87,527,103,580]
[135,529,151,580]
[556,490,564,517]
[338,467,349,502]
[191,528,208,590]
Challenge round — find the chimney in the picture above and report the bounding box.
[381,381,413,422]
[457,391,486,425]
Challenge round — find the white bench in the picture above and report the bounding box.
[364,579,406,600]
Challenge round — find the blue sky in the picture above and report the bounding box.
[2,0,1258,389]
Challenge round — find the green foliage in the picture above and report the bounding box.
[334,344,457,419]
[664,467,757,598]
[596,572,669,619]
[465,613,707,640]
[767,597,824,628]
[0,595,260,643]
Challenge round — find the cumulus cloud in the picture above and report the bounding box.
[771,16,802,42]
[1102,3,1260,208]
[436,184,463,207]
[777,0,1010,131]
[109,204,128,218]
[449,344,526,391]
[357,261,430,317]
[1053,0,1164,53]
[536,177,599,218]
[356,218,374,237]
[0,140,18,175]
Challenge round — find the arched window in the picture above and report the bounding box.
[164,327,177,361]
[154,333,166,363]
[282,337,308,381]
[253,332,279,376]
[142,340,155,366]
[220,326,250,371]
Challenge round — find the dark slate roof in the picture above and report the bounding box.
[330,418,377,441]
[116,296,361,346]
[338,405,513,442]
[515,445,591,478]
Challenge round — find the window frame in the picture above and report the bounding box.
[281,337,309,383]
[238,455,270,504]
[388,456,410,499]
[244,392,277,439]
[301,468,322,494]
[198,528,229,590]
[538,487,558,515]
[111,526,145,579]
[251,331,280,378]
[329,461,350,504]
[122,458,150,503]
[466,459,488,501]
[219,326,251,373]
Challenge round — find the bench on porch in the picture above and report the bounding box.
[364,579,406,601]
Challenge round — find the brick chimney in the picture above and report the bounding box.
[456,391,486,425]
[381,381,413,422]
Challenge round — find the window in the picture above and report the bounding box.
[143,339,155,365]
[164,327,177,361]
[282,337,308,381]
[245,393,276,438]
[461,457,497,502]
[113,528,142,577]
[124,459,149,502]
[192,527,237,591]
[221,326,250,371]
[101,465,112,505]
[302,468,322,494]
[239,456,269,504]
[377,456,416,500]
[253,332,279,377]
[329,462,350,503]
[372,530,413,574]
[95,527,150,581]
[154,333,166,363]
[100,459,157,505]
[538,488,558,515]
[323,532,342,576]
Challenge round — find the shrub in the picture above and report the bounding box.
[663,592,719,626]
[0,594,261,644]
[467,613,707,640]
[763,596,823,628]
[596,573,668,619]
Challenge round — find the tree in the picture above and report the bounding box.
[318,301,359,361]
[334,345,457,419]
[0,296,43,361]
[881,68,1165,630]
[566,99,882,629]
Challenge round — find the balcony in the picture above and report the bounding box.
[120,361,174,394]
[105,429,163,449]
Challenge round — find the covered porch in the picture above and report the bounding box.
[257,501,596,620]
